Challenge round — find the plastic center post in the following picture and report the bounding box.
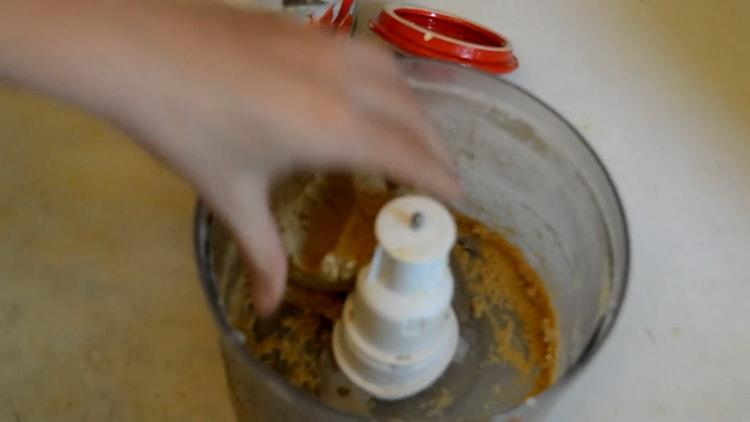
[332,195,459,400]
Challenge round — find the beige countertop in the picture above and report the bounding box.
[0,86,235,421]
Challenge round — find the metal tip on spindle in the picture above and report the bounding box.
[410,211,424,230]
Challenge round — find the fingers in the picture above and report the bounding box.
[242,25,458,188]
[344,72,456,173]
[330,114,462,200]
[340,41,457,174]
[342,40,404,81]
[279,78,461,198]
[221,180,287,317]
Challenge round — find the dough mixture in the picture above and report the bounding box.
[237,173,558,409]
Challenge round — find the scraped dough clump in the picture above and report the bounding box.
[271,173,394,291]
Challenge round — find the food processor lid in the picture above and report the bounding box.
[370,4,519,74]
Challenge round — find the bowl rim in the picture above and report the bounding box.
[192,57,630,418]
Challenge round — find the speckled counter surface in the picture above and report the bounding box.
[0,86,235,421]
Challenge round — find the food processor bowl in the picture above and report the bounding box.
[194,57,629,421]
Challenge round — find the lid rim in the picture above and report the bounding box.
[370,4,519,74]
[372,26,519,73]
[382,4,514,53]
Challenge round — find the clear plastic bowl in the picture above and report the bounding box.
[193,57,629,421]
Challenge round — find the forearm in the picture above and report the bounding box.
[0,0,165,124]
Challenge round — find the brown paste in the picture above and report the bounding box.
[238,174,558,402]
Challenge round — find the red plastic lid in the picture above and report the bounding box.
[315,0,356,34]
[370,5,518,74]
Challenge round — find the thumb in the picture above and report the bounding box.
[222,181,287,317]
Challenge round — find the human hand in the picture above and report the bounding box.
[1,0,460,315]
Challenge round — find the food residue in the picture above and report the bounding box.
[237,172,558,409]
[454,215,558,395]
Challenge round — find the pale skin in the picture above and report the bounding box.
[0,0,459,315]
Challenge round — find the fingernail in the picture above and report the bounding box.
[251,281,281,317]
[432,167,463,200]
